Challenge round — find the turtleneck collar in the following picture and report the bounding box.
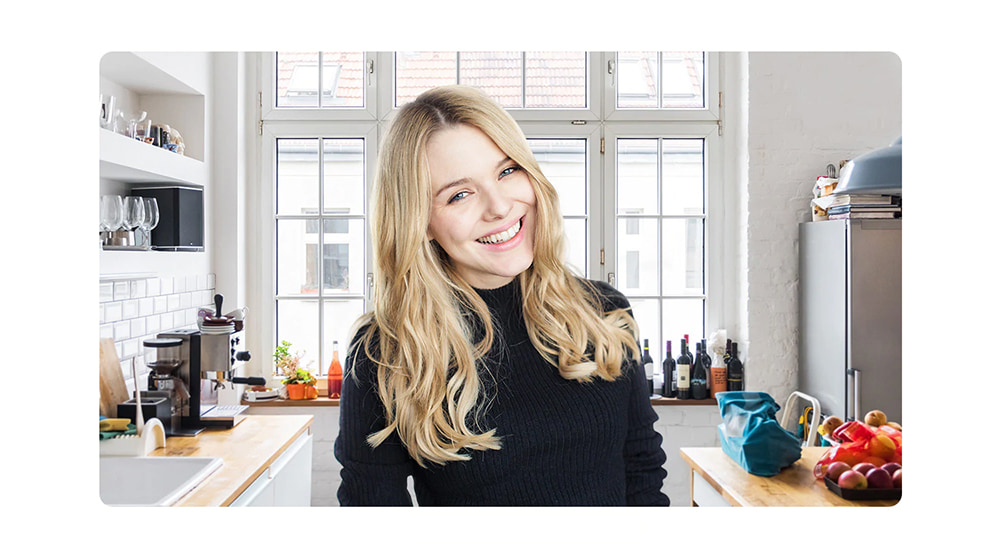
[471,278,520,311]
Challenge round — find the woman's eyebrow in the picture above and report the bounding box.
[434,157,514,198]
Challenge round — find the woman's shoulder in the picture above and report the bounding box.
[574,276,632,313]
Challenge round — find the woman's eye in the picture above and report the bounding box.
[448,191,469,204]
[499,165,521,179]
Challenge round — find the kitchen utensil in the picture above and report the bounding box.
[132,364,145,435]
[99,338,131,418]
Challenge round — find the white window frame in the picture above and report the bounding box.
[251,51,726,377]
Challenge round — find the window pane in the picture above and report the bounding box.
[322,299,366,377]
[276,299,320,375]
[323,138,365,214]
[528,138,586,216]
[395,51,457,106]
[563,217,586,277]
[460,51,522,108]
[662,299,704,344]
[617,51,657,108]
[277,219,320,296]
[662,139,704,215]
[320,52,365,108]
[661,217,704,295]
[617,217,658,296]
[322,217,365,296]
[629,298,660,365]
[525,52,587,108]
[617,139,657,215]
[661,51,705,109]
[277,138,319,214]
[277,52,319,107]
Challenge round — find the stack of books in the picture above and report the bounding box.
[813,193,901,221]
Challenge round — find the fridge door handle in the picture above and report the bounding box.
[845,368,861,421]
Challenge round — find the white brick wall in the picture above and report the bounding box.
[744,52,902,404]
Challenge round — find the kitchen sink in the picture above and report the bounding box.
[100,456,223,506]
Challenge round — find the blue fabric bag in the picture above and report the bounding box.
[716,391,802,477]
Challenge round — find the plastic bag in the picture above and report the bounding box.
[812,421,903,479]
[716,391,802,477]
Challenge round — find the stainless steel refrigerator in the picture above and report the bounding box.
[798,219,902,424]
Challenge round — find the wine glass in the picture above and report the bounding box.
[100,195,123,245]
[125,110,148,140]
[140,197,159,248]
[123,196,145,245]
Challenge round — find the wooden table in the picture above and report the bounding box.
[680,447,899,507]
[151,414,313,506]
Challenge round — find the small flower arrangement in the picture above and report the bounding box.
[273,340,315,385]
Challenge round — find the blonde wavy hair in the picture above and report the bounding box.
[348,85,640,467]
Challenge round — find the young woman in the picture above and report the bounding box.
[334,85,669,506]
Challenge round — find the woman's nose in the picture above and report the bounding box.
[481,184,513,221]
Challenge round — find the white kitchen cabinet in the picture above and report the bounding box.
[230,431,313,507]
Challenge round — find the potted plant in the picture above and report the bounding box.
[273,340,317,399]
[283,368,318,400]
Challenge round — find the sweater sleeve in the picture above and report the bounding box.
[334,327,416,506]
[585,278,671,505]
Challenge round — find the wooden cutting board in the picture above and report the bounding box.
[99,338,130,418]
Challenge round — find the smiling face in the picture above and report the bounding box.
[426,123,537,289]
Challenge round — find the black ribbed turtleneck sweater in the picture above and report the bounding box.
[334,278,669,506]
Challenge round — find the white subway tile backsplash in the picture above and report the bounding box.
[122,299,138,320]
[99,273,215,376]
[130,279,146,299]
[113,281,130,300]
[146,277,161,296]
[113,321,130,341]
[146,313,161,334]
[139,297,154,317]
[104,302,123,323]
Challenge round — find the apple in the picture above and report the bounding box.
[882,462,902,476]
[892,469,902,489]
[866,467,893,489]
[826,461,852,482]
[838,469,868,489]
[864,409,887,427]
[853,462,877,475]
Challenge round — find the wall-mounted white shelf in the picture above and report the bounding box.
[100,128,206,186]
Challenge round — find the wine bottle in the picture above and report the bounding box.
[724,339,732,364]
[642,338,654,396]
[327,340,343,398]
[677,338,691,399]
[691,342,708,399]
[727,341,744,391]
[661,340,676,398]
[700,338,711,371]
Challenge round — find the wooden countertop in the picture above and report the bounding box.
[150,414,313,506]
[680,446,900,507]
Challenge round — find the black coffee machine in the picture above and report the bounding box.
[143,295,260,436]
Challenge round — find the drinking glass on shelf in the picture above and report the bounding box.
[123,196,145,245]
[100,195,124,246]
[139,197,160,248]
[125,110,148,141]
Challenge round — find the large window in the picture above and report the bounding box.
[259,51,722,380]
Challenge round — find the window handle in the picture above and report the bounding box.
[607,272,616,288]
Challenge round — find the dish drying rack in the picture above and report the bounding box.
[100,418,167,456]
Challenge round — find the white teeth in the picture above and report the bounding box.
[477,219,521,244]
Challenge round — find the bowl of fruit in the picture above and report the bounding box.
[814,409,902,501]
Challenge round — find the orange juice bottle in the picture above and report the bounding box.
[327,340,343,398]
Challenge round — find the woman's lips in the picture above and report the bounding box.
[476,217,525,250]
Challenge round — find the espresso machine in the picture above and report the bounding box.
[143,294,260,436]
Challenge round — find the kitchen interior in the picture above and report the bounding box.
[91,51,908,512]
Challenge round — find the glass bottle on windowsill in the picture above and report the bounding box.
[327,340,343,398]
